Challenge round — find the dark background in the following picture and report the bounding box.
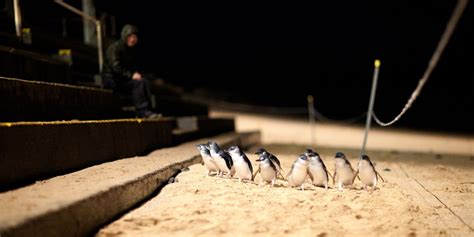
[23,1,474,133]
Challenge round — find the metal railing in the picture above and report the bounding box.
[53,0,103,73]
[11,0,104,74]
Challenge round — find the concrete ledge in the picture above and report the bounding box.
[0,45,73,85]
[0,118,175,190]
[0,131,260,237]
[0,77,209,121]
[0,116,235,191]
[0,77,126,121]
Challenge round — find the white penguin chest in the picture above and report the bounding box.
[215,157,230,171]
[234,158,252,178]
[336,164,354,185]
[260,164,276,181]
[289,164,307,185]
[309,164,327,185]
[210,150,219,159]
[359,165,376,186]
[202,153,218,170]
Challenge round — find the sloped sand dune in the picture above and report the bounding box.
[97,145,474,236]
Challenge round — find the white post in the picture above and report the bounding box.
[307,95,316,148]
[82,0,97,46]
[360,59,380,157]
[13,0,22,38]
[96,21,103,73]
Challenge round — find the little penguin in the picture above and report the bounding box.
[255,148,285,179]
[208,141,234,177]
[254,152,278,187]
[196,144,219,176]
[227,145,253,182]
[333,152,357,191]
[287,154,310,190]
[352,154,385,190]
[306,151,332,189]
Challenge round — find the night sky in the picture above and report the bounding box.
[28,1,474,133]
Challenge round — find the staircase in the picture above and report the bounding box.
[0,74,261,236]
[0,14,261,236]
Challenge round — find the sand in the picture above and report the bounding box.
[97,144,474,236]
[96,109,473,236]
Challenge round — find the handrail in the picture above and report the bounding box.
[54,0,104,74]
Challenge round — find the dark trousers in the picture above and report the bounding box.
[104,77,153,115]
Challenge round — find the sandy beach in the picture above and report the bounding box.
[97,144,473,236]
[96,110,473,236]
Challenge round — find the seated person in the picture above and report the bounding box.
[102,24,159,118]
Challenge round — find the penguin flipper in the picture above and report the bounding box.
[286,165,294,180]
[252,167,261,181]
[376,171,385,182]
[277,166,286,180]
[327,171,334,180]
[322,163,332,180]
[307,170,314,183]
[277,172,286,180]
[352,169,359,184]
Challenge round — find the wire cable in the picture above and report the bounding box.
[373,0,468,126]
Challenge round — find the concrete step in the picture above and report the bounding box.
[0,45,73,84]
[0,77,208,122]
[0,116,234,191]
[0,131,260,237]
[0,76,125,121]
[0,118,174,191]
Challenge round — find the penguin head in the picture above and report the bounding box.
[254,148,267,155]
[298,154,308,161]
[361,155,370,161]
[304,148,314,154]
[226,145,241,155]
[335,152,346,159]
[196,144,208,151]
[207,141,220,152]
[307,152,321,161]
[255,154,268,162]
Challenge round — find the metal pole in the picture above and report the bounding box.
[307,95,316,148]
[360,59,380,157]
[13,0,22,38]
[96,21,103,73]
[82,0,96,46]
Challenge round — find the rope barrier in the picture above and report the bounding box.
[313,109,366,124]
[307,95,366,124]
[372,0,468,127]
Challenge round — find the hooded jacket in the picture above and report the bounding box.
[102,24,140,83]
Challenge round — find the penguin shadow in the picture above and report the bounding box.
[248,180,287,189]
[349,185,381,193]
[206,173,219,178]
[269,183,286,188]
[285,183,323,191]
